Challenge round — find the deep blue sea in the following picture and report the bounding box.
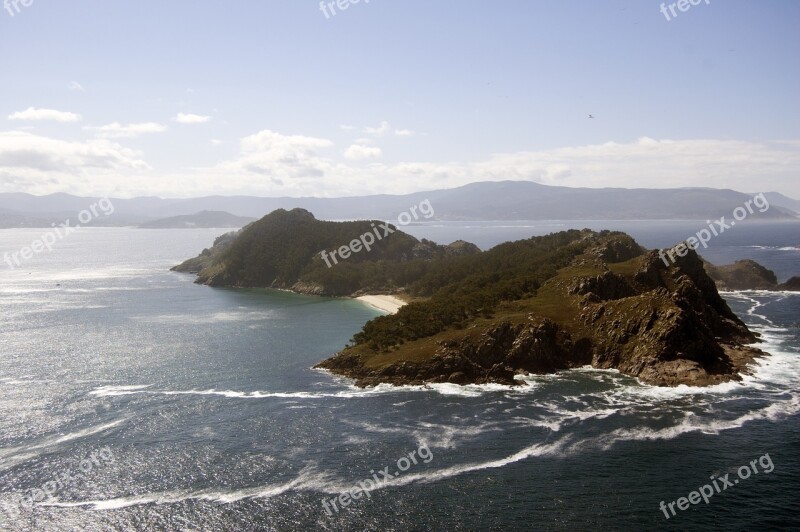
[0,220,798,531]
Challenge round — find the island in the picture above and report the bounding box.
[705,259,800,292]
[140,210,255,229]
[174,208,770,388]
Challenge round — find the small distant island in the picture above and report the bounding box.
[140,210,255,229]
[173,208,795,388]
[705,260,800,292]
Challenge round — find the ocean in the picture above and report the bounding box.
[0,221,798,531]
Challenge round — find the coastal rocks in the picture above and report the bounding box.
[704,258,799,292]
[290,281,330,296]
[577,249,761,385]
[777,276,800,291]
[171,231,238,274]
[318,319,585,387]
[705,259,779,290]
[319,240,765,388]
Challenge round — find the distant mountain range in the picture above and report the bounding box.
[0,181,797,228]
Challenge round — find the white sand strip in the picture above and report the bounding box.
[355,295,407,314]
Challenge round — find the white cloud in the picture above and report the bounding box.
[364,121,391,136]
[339,124,357,131]
[84,122,168,138]
[217,129,334,184]
[68,81,85,92]
[362,121,414,137]
[344,143,383,160]
[0,130,151,195]
[175,113,211,124]
[2,132,798,199]
[8,107,82,123]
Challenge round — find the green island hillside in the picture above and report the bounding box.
[172,208,480,295]
[174,209,768,388]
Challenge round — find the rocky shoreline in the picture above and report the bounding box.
[316,243,767,388]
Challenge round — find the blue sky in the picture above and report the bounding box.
[0,0,798,198]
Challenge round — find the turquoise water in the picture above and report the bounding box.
[0,225,798,531]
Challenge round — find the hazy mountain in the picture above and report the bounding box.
[139,211,256,229]
[0,210,50,229]
[760,192,800,214]
[0,182,796,226]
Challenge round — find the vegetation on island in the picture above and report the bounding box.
[175,208,772,388]
[171,208,480,295]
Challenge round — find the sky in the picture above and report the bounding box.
[0,0,798,199]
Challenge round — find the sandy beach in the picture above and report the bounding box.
[355,295,407,314]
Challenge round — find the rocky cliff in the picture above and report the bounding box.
[317,240,764,387]
[704,259,800,292]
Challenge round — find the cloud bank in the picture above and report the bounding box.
[0,127,797,198]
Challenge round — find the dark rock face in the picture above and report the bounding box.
[577,248,760,386]
[777,276,800,291]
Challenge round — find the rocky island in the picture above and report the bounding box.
[705,259,800,292]
[174,208,769,388]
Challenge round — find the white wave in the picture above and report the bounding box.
[36,389,800,511]
[341,419,503,450]
[586,395,800,452]
[314,367,529,397]
[42,466,348,510]
[0,378,53,386]
[0,419,126,471]
[741,245,799,251]
[40,437,573,510]
[90,379,529,401]
[89,385,152,396]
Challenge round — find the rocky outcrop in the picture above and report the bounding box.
[319,318,584,387]
[578,252,758,386]
[318,242,765,388]
[568,271,636,300]
[777,276,800,291]
[704,259,800,292]
[705,259,779,290]
[171,231,239,274]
